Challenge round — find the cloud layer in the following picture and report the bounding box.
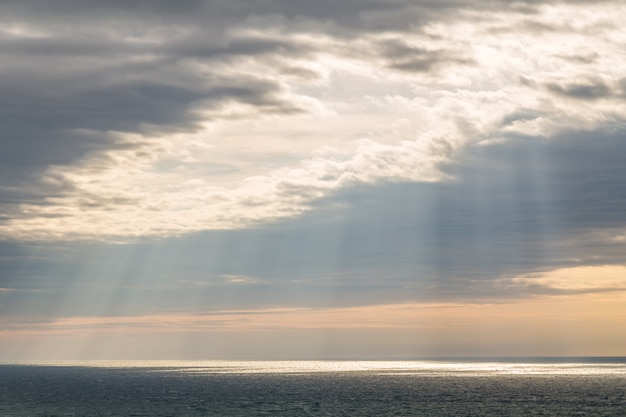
[0,1,625,241]
[1,0,626,359]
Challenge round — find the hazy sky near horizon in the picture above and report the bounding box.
[1,0,626,360]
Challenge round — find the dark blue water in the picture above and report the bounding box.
[1,361,625,416]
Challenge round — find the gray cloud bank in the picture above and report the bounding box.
[1,0,626,319]
[2,127,626,317]
[0,0,611,181]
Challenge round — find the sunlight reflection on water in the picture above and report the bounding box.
[9,359,626,376]
[2,360,626,416]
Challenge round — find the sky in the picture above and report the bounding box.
[1,0,626,360]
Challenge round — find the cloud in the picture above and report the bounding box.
[0,1,625,307]
[0,126,452,240]
[496,265,626,295]
[375,38,472,73]
[2,125,626,317]
[3,0,626,362]
[3,291,626,359]
[2,1,625,242]
[222,275,259,285]
[546,79,612,100]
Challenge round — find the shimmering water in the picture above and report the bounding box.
[1,360,625,416]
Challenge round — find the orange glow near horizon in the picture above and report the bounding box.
[2,268,625,360]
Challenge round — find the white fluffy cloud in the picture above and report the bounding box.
[2,2,626,241]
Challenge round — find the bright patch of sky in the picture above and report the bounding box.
[1,0,626,359]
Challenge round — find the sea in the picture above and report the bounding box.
[1,358,625,416]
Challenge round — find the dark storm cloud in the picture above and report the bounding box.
[0,4,299,212]
[3,78,298,132]
[164,35,316,60]
[0,70,298,196]
[0,0,429,30]
[0,36,130,57]
[0,25,308,198]
[0,0,612,32]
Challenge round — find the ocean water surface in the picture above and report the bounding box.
[1,359,625,416]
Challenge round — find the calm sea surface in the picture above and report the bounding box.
[1,359,625,416]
